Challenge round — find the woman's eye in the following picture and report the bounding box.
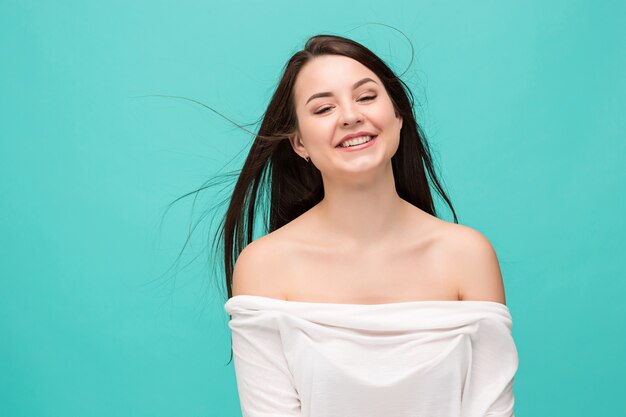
[314,107,331,115]
[359,95,377,101]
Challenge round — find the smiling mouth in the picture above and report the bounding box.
[336,135,378,148]
[335,136,379,152]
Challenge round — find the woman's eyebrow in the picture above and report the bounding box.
[305,77,377,106]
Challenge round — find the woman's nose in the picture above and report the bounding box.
[339,102,363,126]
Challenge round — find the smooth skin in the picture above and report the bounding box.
[232,55,506,306]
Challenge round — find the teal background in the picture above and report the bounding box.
[1,0,624,416]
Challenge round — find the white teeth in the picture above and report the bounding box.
[339,135,373,148]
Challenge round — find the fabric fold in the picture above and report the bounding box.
[225,295,518,417]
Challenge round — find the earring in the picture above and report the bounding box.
[304,156,310,162]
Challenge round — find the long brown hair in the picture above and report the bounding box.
[161,33,458,364]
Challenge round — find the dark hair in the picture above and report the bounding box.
[158,33,458,365]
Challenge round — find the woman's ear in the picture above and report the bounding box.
[288,131,308,159]
[394,110,403,129]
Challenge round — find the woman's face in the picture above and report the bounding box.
[290,55,403,176]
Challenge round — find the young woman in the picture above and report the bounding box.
[223,34,518,417]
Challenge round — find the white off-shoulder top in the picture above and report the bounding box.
[224,295,519,417]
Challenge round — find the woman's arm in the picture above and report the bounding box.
[229,240,301,416]
[230,319,302,417]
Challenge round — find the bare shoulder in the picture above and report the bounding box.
[436,221,507,305]
[231,234,288,300]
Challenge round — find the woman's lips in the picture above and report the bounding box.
[335,135,378,152]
